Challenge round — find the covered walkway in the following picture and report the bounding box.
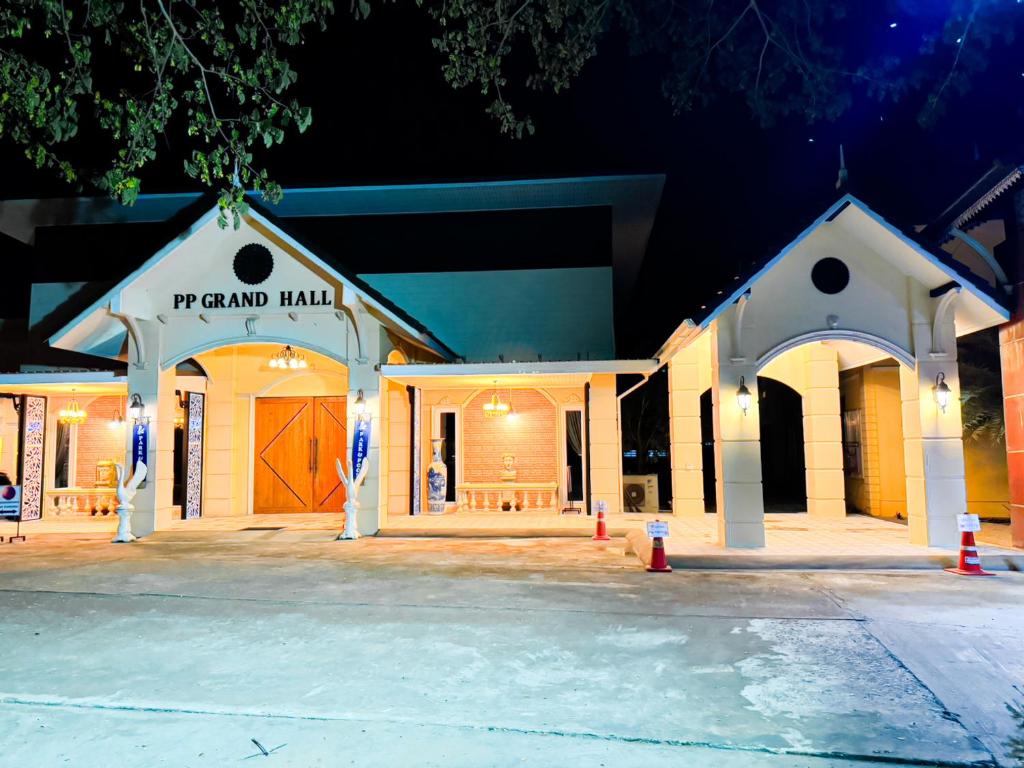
[4,510,1021,568]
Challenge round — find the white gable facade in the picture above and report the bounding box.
[662,196,1008,549]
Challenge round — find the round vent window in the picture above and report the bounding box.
[233,243,274,285]
[811,257,850,295]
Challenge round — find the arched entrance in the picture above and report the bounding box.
[757,377,806,512]
[699,378,808,514]
[181,342,351,517]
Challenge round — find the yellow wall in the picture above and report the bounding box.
[588,374,621,515]
[964,438,1010,519]
[841,362,1008,520]
[840,365,906,519]
[386,379,411,516]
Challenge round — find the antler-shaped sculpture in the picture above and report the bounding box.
[112,461,147,543]
[336,457,369,540]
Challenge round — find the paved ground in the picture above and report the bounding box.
[0,534,1021,767]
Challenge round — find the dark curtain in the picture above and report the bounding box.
[565,410,584,502]
[54,421,70,488]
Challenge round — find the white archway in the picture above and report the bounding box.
[757,330,914,371]
[162,335,351,371]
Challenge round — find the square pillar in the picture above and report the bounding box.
[668,343,705,516]
[710,325,765,548]
[900,318,967,548]
[589,374,622,515]
[802,345,846,518]
[125,319,177,537]
[348,359,382,535]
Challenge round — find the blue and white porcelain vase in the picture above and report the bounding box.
[427,438,448,515]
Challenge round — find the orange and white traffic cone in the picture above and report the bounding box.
[592,508,611,541]
[646,536,672,572]
[944,531,993,576]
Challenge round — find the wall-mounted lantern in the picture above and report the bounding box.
[736,376,752,416]
[128,393,146,422]
[354,389,367,420]
[108,409,126,431]
[933,372,952,413]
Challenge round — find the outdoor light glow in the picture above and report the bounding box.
[736,376,752,415]
[889,21,898,28]
[354,389,367,418]
[934,372,952,413]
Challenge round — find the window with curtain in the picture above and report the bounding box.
[54,421,70,488]
[565,410,583,502]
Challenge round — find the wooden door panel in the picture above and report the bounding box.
[254,397,313,513]
[313,396,348,512]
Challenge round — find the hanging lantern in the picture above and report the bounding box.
[934,372,952,413]
[736,376,752,416]
[354,389,368,419]
[482,381,510,417]
[58,392,88,426]
[128,393,145,422]
[269,344,307,369]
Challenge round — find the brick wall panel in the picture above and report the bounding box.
[462,389,557,483]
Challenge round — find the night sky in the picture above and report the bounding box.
[3,3,1023,357]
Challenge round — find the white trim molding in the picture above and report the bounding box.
[757,330,915,371]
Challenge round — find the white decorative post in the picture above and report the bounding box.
[336,457,369,540]
[112,461,148,543]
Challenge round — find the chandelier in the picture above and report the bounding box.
[58,393,87,426]
[268,344,307,370]
[482,381,510,417]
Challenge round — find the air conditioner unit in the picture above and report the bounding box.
[622,474,659,514]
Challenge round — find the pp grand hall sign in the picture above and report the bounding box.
[172,289,333,311]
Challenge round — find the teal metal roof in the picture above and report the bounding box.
[0,175,664,315]
[361,267,614,363]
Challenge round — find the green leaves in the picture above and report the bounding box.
[424,0,1023,133]
[0,0,337,227]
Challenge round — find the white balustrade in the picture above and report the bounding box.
[455,482,558,513]
[45,488,118,517]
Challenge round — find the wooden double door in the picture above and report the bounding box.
[254,396,348,514]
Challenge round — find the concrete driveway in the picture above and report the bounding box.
[0,534,1020,767]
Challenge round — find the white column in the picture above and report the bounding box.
[125,319,177,537]
[803,344,846,518]
[900,299,967,548]
[668,343,705,516]
[350,319,385,536]
[710,324,765,548]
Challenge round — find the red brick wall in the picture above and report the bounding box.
[71,396,126,487]
[462,389,557,483]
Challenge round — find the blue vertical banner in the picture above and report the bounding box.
[351,417,371,479]
[132,421,149,482]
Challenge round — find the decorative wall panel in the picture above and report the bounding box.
[20,395,46,521]
[184,391,205,519]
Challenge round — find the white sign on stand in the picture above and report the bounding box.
[646,520,670,538]
[957,513,981,533]
[0,485,21,519]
